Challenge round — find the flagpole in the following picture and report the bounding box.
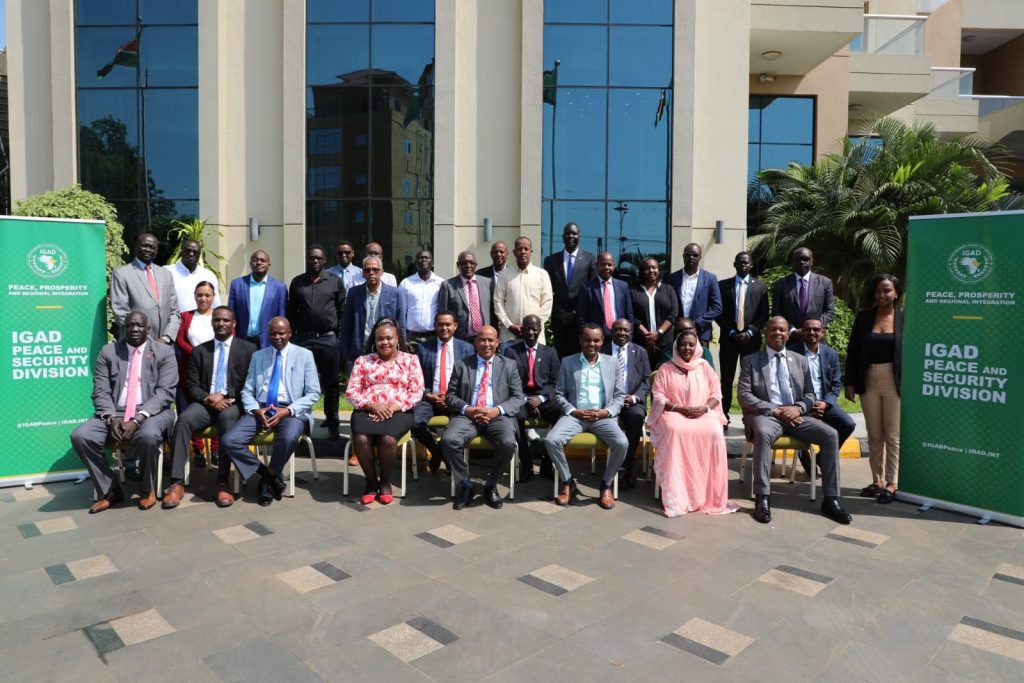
[548,60,559,254]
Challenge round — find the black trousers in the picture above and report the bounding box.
[619,402,646,474]
[514,398,563,468]
[719,336,760,415]
[412,400,448,466]
[169,402,244,482]
[551,317,581,358]
[294,333,340,425]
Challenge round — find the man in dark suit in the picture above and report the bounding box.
[70,311,177,513]
[477,241,508,283]
[503,314,562,482]
[339,256,405,362]
[437,250,492,341]
[544,222,597,357]
[412,311,475,473]
[666,243,721,346]
[738,316,852,526]
[717,251,769,418]
[604,318,651,488]
[788,318,856,476]
[111,233,180,344]
[163,307,257,509]
[442,325,526,510]
[227,250,288,348]
[772,246,835,342]
[577,251,633,337]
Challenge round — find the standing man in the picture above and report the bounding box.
[737,316,851,525]
[477,241,508,283]
[227,250,288,349]
[364,242,399,287]
[717,251,769,419]
[339,256,405,362]
[412,311,475,473]
[166,239,221,313]
[111,232,180,344]
[220,317,321,507]
[544,223,596,358]
[163,307,257,509]
[70,311,177,513]
[666,243,722,346]
[577,251,634,337]
[493,237,553,347]
[772,246,835,341]
[437,250,492,342]
[327,239,362,292]
[544,324,628,509]
[503,314,563,482]
[288,244,344,439]
[441,325,526,510]
[604,318,651,488]
[399,249,445,349]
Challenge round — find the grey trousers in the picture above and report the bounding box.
[746,414,840,497]
[543,415,628,487]
[70,411,175,496]
[441,414,518,486]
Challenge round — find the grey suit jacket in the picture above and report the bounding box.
[772,272,835,331]
[111,261,181,340]
[554,354,626,418]
[737,349,816,418]
[445,354,525,417]
[92,340,178,418]
[437,275,493,340]
[241,343,322,428]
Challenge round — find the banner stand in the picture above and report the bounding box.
[896,491,1023,529]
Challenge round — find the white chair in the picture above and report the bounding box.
[449,437,518,500]
[740,433,817,501]
[551,433,619,500]
[342,431,415,497]
[231,431,318,498]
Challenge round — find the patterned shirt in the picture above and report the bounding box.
[493,264,553,343]
[345,351,424,412]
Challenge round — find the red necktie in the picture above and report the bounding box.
[475,360,491,407]
[527,347,536,389]
[123,346,142,421]
[146,264,160,301]
[603,279,614,330]
[439,342,448,395]
[466,278,483,334]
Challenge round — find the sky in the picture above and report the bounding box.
[1,6,6,48]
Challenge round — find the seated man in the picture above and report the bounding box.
[604,318,651,488]
[412,310,475,473]
[70,311,177,513]
[220,317,321,507]
[164,306,257,509]
[441,325,526,510]
[503,314,562,482]
[544,324,628,510]
[738,316,852,525]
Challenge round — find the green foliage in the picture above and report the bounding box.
[165,218,226,287]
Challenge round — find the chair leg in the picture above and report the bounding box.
[553,464,560,500]
[509,445,517,501]
[400,441,407,498]
[809,446,817,502]
[342,441,350,496]
[590,447,596,475]
[286,452,296,497]
[156,450,164,499]
[613,471,618,500]
[654,471,660,500]
[301,435,318,480]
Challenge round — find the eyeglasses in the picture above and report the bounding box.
[363,267,382,273]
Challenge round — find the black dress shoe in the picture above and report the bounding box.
[194,453,207,469]
[821,497,852,524]
[124,461,142,481]
[210,452,220,467]
[619,468,636,490]
[753,494,772,524]
[518,462,534,483]
[483,485,503,509]
[876,488,897,505]
[257,479,273,507]
[453,483,475,510]
[266,475,286,501]
[538,460,555,480]
[328,424,340,440]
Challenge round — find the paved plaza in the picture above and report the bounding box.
[2,429,1023,682]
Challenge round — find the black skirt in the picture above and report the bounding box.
[350,410,415,438]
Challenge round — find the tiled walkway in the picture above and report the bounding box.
[2,449,1022,681]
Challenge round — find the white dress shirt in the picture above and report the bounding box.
[804,344,824,401]
[117,341,148,409]
[400,271,445,332]
[431,338,456,394]
[680,269,699,318]
[209,337,234,394]
[166,261,221,312]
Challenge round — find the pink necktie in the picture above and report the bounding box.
[475,360,491,407]
[603,280,614,330]
[145,264,160,301]
[527,347,536,389]
[439,342,448,395]
[123,346,142,421]
[467,279,483,334]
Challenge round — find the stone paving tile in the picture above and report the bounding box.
[826,524,890,548]
[756,564,835,597]
[414,523,479,549]
[45,554,119,585]
[993,562,1024,587]
[18,516,78,538]
[621,525,684,550]
[517,499,565,515]
[211,520,273,545]
[277,561,351,594]
[946,616,1024,663]
[203,636,322,682]
[11,485,53,502]
[368,617,459,663]
[518,563,595,597]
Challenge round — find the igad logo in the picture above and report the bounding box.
[27,244,69,278]
[946,243,993,284]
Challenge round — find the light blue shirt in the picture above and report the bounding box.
[575,354,605,410]
[247,277,267,337]
[804,344,824,400]
[461,355,506,415]
[257,344,292,405]
[327,263,362,290]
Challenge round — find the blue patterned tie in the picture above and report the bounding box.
[266,350,282,415]
[776,353,793,406]
[213,342,228,394]
[566,253,575,283]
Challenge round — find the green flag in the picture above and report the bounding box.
[543,68,558,105]
[96,39,139,79]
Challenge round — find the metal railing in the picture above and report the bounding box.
[849,14,927,55]
[967,95,1024,117]
[926,67,975,100]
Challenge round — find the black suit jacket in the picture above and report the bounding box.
[845,308,904,395]
[602,340,652,405]
[445,355,526,416]
[503,341,561,400]
[186,338,258,405]
[416,335,476,398]
[717,276,769,347]
[788,341,844,407]
[630,282,679,353]
[544,250,597,318]
[772,272,835,331]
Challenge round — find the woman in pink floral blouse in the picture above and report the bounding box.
[345,319,424,504]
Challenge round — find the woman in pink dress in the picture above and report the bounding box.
[648,330,738,517]
[346,318,424,505]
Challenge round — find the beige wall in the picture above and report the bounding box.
[924,0,963,67]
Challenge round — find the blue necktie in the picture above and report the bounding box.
[776,353,794,406]
[213,342,228,394]
[266,350,282,415]
[566,253,575,283]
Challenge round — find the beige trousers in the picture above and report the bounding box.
[862,363,900,485]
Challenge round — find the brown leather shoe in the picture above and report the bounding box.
[161,483,184,509]
[215,484,235,508]
[88,488,124,514]
[555,482,578,506]
[138,491,157,510]
[347,454,360,467]
[598,487,615,510]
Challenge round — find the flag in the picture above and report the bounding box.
[96,39,139,79]
[403,61,435,128]
[543,67,558,105]
[654,88,668,127]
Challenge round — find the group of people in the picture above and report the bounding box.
[71,225,903,525]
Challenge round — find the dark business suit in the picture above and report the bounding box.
[717,275,769,414]
[665,268,722,343]
[436,275,493,341]
[577,276,634,337]
[412,336,475,463]
[70,340,178,497]
[442,355,526,485]
[603,340,651,476]
[845,309,904,396]
[544,250,597,357]
[772,272,835,332]
[339,283,405,361]
[503,340,563,470]
[168,337,257,482]
[738,349,841,497]
[227,274,288,348]
[630,282,680,369]
[789,341,856,476]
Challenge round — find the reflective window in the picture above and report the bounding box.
[748,95,815,231]
[75,1,199,257]
[307,1,435,263]
[542,1,672,270]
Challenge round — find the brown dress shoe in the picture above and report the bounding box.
[138,491,158,510]
[555,482,578,506]
[215,484,235,508]
[161,483,184,509]
[598,488,615,510]
[89,488,124,514]
[347,454,360,467]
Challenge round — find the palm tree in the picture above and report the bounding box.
[748,117,1019,306]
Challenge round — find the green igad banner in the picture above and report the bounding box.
[901,211,1023,526]
[0,216,108,487]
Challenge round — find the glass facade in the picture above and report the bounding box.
[747,95,815,231]
[542,0,673,277]
[306,0,435,276]
[74,0,199,256]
